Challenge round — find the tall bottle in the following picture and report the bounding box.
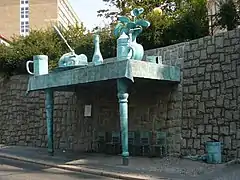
[92,34,103,65]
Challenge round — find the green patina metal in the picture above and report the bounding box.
[54,25,88,68]
[26,55,49,76]
[117,79,130,165]
[27,60,180,93]
[115,8,151,165]
[45,88,54,155]
[92,34,103,65]
[114,8,150,61]
[26,8,181,165]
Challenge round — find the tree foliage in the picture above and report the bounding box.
[137,0,209,49]
[0,24,116,77]
[0,0,210,77]
[97,0,183,20]
[217,0,239,30]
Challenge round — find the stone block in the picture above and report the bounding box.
[206,125,212,133]
[194,139,201,149]
[198,102,205,113]
[200,50,207,59]
[215,36,224,48]
[200,135,210,145]
[224,136,232,149]
[220,126,229,135]
[197,67,205,75]
[198,125,204,134]
[187,139,193,148]
[207,45,215,54]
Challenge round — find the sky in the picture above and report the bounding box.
[69,0,110,30]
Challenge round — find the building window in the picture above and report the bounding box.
[20,21,29,33]
[20,7,29,18]
[25,21,29,32]
[20,0,29,36]
[21,7,24,18]
[21,0,29,4]
[25,7,29,18]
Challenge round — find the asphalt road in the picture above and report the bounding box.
[0,157,116,180]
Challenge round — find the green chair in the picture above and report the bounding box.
[105,131,121,154]
[128,131,137,156]
[96,132,106,153]
[140,131,151,156]
[134,131,151,156]
[151,131,167,157]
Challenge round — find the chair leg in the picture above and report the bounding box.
[151,146,155,156]
[113,144,116,154]
[132,146,136,156]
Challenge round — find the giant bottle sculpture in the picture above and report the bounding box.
[92,34,103,65]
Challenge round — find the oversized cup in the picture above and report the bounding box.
[26,55,49,76]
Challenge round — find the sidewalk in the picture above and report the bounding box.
[0,145,227,180]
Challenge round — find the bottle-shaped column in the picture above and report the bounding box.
[92,34,103,65]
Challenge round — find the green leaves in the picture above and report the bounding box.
[118,16,130,23]
[131,8,144,17]
[0,25,118,77]
[114,23,124,36]
[135,19,150,27]
[113,7,150,38]
[120,27,129,34]
[126,22,137,29]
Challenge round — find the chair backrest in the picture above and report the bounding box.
[98,132,106,142]
[112,131,120,143]
[156,131,167,145]
[128,131,135,145]
[140,131,151,145]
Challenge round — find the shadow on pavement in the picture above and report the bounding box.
[0,157,109,179]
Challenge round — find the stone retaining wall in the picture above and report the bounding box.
[181,29,240,161]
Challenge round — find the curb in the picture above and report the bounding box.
[225,159,240,166]
[0,153,151,180]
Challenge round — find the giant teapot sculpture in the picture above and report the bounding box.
[58,52,88,68]
[53,25,88,68]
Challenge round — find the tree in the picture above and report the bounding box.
[217,0,239,30]
[131,0,209,48]
[0,24,116,77]
[97,0,180,22]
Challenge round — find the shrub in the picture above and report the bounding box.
[0,1,209,77]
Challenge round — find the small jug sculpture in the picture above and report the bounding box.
[26,55,49,76]
[92,34,103,65]
[117,32,133,61]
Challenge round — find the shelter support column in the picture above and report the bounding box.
[117,78,129,166]
[45,88,54,156]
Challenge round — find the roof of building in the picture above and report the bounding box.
[0,34,10,43]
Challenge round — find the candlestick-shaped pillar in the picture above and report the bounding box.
[45,88,54,156]
[92,34,103,65]
[117,78,129,165]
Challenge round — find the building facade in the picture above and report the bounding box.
[0,0,80,39]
